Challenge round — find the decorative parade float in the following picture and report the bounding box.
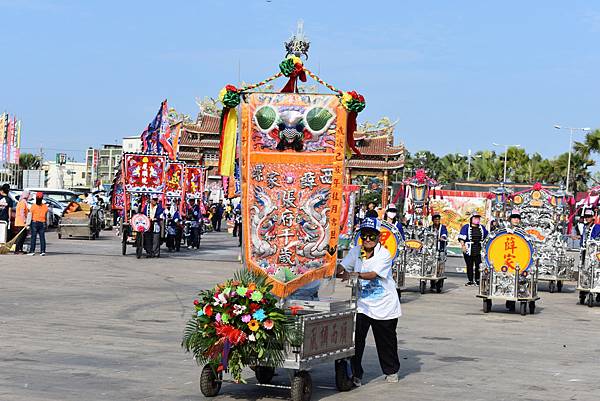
[397,169,447,294]
[478,227,539,315]
[182,26,365,401]
[510,183,574,292]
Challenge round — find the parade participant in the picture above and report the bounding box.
[383,203,406,240]
[431,214,448,252]
[365,201,379,218]
[165,208,177,252]
[458,213,488,286]
[579,208,600,248]
[188,199,201,249]
[28,192,48,256]
[172,204,183,252]
[0,183,15,241]
[232,202,241,237]
[13,190,30,254]
[142,195,164,258]
[338,217,402,386]
[214,200,224,232]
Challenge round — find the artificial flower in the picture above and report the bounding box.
[213,292,228,306]
[215,313,222,322]
[263,319,274,330]
[193,299,199,306]
[233,304,247,316]
[241,314,252,323]
[250,291,263,302]
[247,319,260,332]
[203,304,213,317]
[221,313,230,324]
[249,303,261,313]
[197,309,204,317]
[248,333,256,342]
[252,309,266,322]
[236,286,248,297]
[248,283,256,291]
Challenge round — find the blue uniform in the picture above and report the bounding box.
[458,224,488,255]
[580,223,600,247]
[432,224,448,252]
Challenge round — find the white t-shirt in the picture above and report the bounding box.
[341,244,402,320]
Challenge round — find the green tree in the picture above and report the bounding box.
[19,153,42,170]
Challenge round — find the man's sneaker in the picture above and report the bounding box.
[40,253,46,256]
[385,374,399,383]
[27,253,35,256]
[352,377,362,387]
[465,281,473,286]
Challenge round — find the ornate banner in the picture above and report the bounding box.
[122,153,167,194]
[165,161,185,198]
[184,166,205,199]
[111,182,125,210]
[241,93,347,298]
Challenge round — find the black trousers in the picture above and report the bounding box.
[352,313,400,380]
[464,252,482,282]
[175,227,182,251]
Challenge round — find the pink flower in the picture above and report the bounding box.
[215,313,222,322]
[263,319,274,330]
[241,314,252,323]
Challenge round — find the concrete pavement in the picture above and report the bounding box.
[0,230,598,401]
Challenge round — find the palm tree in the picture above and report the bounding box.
[437,153,467,183]
[19,153,42,170]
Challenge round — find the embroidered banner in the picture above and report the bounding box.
[122,153,167,194]
[184,166,205,199]
[111,182,126,210]
[164,161,185,198]
[241,93,347,298]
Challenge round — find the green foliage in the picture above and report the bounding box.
[19,153,42,170]
[181,269,300,383]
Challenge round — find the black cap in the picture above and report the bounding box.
[583,209,595,217]
[432,214,441,219]
[509,213,521,219]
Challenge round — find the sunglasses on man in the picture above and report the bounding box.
[360,233,379,242]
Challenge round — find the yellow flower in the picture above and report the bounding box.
[248,319,260,332]
[341,92,352,106]
[218,87,227,102]
[288,55,302,65]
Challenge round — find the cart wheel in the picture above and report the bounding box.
[255,366,275,384]
[528,301,536,315]
[291,371,312,401]
[122,239,127,256]
[579,292,587,305]
[506,301,516,311]
[199,364,221,397]
[587,293,594,308]
[548,281,555,293]
[419,281,426,294]
[483,299,492,313]
[334,359,353,392]
[596,294,600,303]
[520,302,527,316]
[557,281,563,293]
[435,280,444,294]
[58,233,62,239]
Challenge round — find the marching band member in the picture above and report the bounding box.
[142,195,164,258]
[580,208,600,248]
[430,213,448,252]
[458,213,488,286]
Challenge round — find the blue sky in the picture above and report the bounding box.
[1,0,599,162]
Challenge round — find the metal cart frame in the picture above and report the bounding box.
[577,240,600,307]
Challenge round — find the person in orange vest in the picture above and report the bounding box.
[28,192,49,256]
[13,190,30,254]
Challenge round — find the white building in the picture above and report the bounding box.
[44,161,87,189]
[122,136,142,153]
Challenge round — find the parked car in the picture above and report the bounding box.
[10,190,64,227]
[24,188,80,207]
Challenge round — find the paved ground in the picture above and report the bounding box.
[1,230,599,401]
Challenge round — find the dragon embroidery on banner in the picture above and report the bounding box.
[297,187,330,259]
[250,186,278,257]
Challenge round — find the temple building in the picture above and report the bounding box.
[346,124,405,208]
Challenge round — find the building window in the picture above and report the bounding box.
[82,172,86,179]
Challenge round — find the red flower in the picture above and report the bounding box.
[193,299,199,306]
[533,182,542,191]
[358,94,365,103]
[293,63,303,74]
[204,305,213,317]
[249,303,261,313]
[225,84,238,92]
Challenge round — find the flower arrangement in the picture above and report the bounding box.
[279,55,304,77]
[182,270,299,382]
[341,90,366,113]
[218,84,241,108]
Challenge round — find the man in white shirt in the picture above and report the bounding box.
[338,217,402,386]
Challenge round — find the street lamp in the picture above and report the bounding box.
[458,149,482,181]
[493,142,520,184]
[554,125,591,193]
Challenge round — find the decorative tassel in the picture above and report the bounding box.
[346,111,361,155]
[218,107,238,177]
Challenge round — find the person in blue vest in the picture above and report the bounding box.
[142,195,164,258]
[580,208,600,248]
[430,214,448,252]
[458,213,488,286]
[383,203,406,241]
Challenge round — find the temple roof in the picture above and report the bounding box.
[347,158,404,170]
[183,114,221,134]
[353,134,404,156]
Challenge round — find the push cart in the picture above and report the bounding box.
[57,203,103,240]
[199,282,358,401]
[577,239,600,307]
[477,227,539,315]
[120,213,153,259]
[536,232,575,293]
[400,228,447,294]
